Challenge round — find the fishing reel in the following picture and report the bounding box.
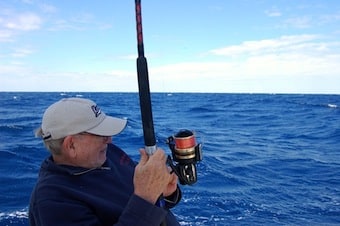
[166,129,202,185]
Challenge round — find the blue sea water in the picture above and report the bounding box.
[0,92,339,226]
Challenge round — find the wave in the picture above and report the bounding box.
[0,209,28,225]
[328,103,337,108]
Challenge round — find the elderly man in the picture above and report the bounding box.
[29,97,181,226]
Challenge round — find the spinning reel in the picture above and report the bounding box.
[166,129,202,185]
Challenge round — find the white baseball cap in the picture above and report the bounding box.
[41,98,127,140]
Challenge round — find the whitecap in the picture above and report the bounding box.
[0,209,28,220]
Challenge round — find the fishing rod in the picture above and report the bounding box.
[134,0,202,223]
[134,0,202,185]
[135,0,156,155]
[135,2,167,226]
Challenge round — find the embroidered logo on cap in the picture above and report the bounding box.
[91,105,102,117]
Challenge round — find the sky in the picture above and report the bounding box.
[0,0,340,93]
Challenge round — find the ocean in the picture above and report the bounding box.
[0,92,339,225]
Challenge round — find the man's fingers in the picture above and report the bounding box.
[138,149,149,165]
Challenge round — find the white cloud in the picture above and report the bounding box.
[48,14,101,31]
[1,34,339,94]
[11,47,35,58]
[39,3,58,14]
[4,12,42,31]
[119,54,137,60]
[265,8,282,17]
[144,35,340,93]
[0,29,14,42]
[283,16,311,29]
[21,0,34,4]
[210,35,318,56]
[0,11,42,42]
[0,68,138,92]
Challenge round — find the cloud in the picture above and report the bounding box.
[119,54,137,60]
[0,11,42,42]
[142,34,340,93]
[39,3,58,14]
[48,12,108,31]
[11,47,35,58]
[1,28,339,93]
[265,8,282,17]
[21,0,34,4]
[0,29,14,42]
[2,34,339,93]
[283,16,311,29]
[0,69,138,92]
[209,35,319,56]
[319,12,340,24]
[4,12,42,31]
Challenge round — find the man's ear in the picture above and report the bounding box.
[62,135,77,158]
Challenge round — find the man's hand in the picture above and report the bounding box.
[133,148,174,204]
[163,168,179,197]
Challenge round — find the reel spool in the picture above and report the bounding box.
[166,129,202,185]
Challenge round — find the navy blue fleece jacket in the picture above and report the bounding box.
[29,143,181,226]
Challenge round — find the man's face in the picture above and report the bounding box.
[72,133,112,168]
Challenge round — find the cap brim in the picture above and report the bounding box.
[87,116,127,136]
